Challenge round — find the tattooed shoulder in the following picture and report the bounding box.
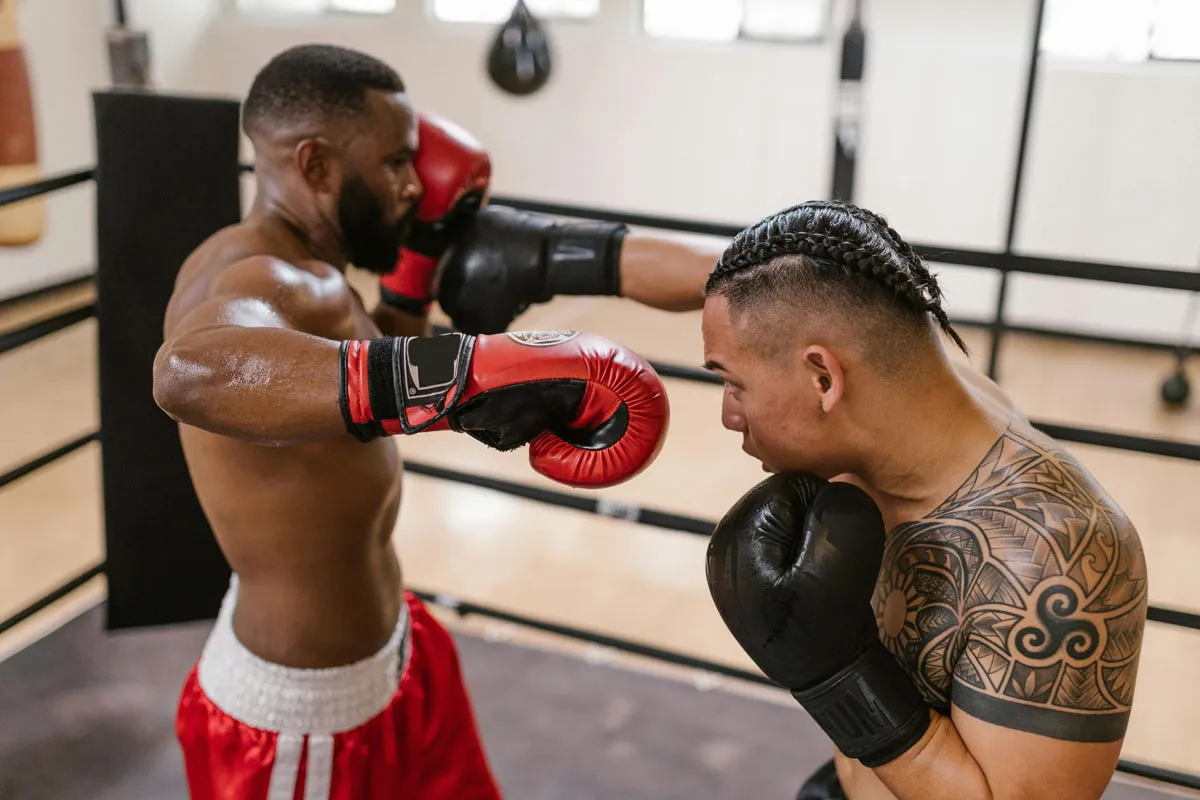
[871,427,1148,742]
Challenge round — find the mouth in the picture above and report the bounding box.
[395,206,419,239]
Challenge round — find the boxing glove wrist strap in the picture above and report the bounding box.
[790,638,931,768]
[544,220,627,298]
[339,333,476,442]
[379,275,435,316]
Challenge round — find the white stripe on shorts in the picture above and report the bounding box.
[267,733,304,800]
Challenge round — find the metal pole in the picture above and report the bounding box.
[107,0,152,89]
[987,0,1048,379]
[830,0,866,201]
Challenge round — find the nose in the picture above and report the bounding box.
[401,164,422,203]
[721,389,746,433]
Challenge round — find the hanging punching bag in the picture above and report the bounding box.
[0,0,45,246]
[487,1,552,97]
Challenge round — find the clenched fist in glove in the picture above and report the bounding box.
[706,472,931,767]
[379,113,491,316]
[436,205,628,334]
[338,330,669,488]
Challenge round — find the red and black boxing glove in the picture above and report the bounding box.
[339,330,669,488]
[379,112,491,316]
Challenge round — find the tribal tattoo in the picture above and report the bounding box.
[871,428,1148,742]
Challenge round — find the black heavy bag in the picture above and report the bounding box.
[487,1,552,97]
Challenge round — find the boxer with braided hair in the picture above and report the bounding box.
[702,200,1146,800]
[707,200,969,358]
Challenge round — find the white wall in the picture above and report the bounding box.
[3,0,1198,348]
[209,0,838,224]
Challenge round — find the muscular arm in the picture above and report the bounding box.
[152,257,349,446]
[867,429,1147,800]
[617,231,721,312]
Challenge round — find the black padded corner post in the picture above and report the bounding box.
[93,90,241,630]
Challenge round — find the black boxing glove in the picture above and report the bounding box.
[705,473,931,767]
[436,205,627,334]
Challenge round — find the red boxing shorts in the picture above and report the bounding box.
[175,577,502,799]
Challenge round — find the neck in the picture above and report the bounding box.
[247,171,348,268]
[848,362,1007,529]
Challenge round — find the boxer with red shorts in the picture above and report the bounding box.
[153,44,668,799]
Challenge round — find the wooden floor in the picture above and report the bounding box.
[1,274,1199,780]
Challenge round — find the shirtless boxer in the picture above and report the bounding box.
[700,200,1149,800]
[151,44,668,799]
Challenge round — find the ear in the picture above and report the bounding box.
[802,345,845,413]
[294,137,340,194]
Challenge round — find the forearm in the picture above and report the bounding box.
[372,303,429,337]
[153,326,346,446]
[872,712,992,800]
[617,231,720,312]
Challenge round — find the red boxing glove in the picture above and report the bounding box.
[339,330,669,488]
[379,112,492,316]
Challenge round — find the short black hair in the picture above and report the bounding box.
[242,43,405,139]
[706,200,968,369]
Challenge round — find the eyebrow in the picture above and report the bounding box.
[702,359,725,372]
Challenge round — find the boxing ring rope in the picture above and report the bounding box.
[4,166,1200,791]
[0,168,94,208]
[489,194,1200,366]
[0,301,95,356]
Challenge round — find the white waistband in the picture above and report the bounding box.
[196,575,412,735]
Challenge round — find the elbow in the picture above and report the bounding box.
[152,341,205,424]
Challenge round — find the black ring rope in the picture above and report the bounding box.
[0,562,105,637]
[0,432,99,492]
[484,193,1200,293]
[0,169,94,209]
[429,325,1200,464]
[0,564,1191,791]
[412,587,1200,792]
[0,303,96,356]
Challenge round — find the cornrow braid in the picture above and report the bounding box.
[707,201,968,355]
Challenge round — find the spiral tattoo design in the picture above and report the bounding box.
[871,428,1148,743]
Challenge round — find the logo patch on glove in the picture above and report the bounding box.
[506,331,580,348]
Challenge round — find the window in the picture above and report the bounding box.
[642,0,828,43]
[432,0,599,24]
[1149,0,1200,60]
[1040,0,1200,62]
[236,0,394,13]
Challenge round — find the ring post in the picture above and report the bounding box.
[93,90,241,630]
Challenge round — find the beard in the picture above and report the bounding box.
[338,173,417,274]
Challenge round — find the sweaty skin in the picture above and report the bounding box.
[159,224,406,669]
[831,370,1148,800]
[154,90,422,669]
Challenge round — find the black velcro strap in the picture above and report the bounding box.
[367,338,401,421]
[791,638,931,768]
